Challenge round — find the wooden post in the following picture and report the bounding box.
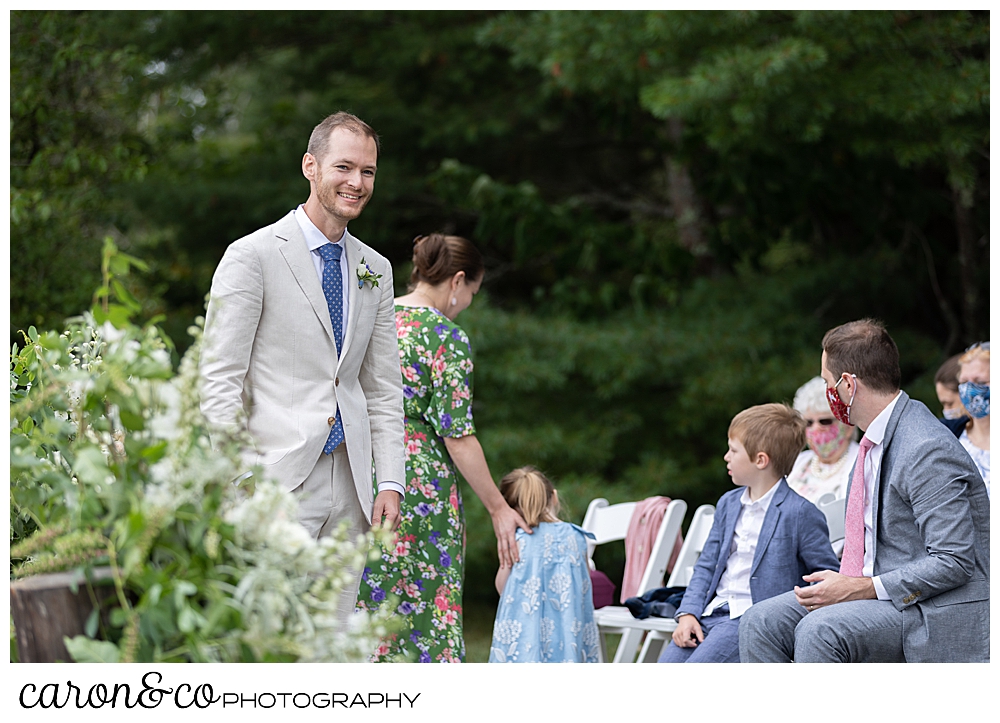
[10,567,117,663]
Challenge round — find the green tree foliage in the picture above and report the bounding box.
[10,11,152,338]
[482,10,989,342]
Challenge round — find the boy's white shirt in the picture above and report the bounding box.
[702,477,782,619]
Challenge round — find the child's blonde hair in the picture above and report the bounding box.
[728,403,806,478]
[499,466,560,528]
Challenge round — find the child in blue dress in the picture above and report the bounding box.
[489,466,599,663]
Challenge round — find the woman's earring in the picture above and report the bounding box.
[451,297,457,307]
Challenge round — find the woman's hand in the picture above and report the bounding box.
[491,503,530,568]
[443,433,532,568]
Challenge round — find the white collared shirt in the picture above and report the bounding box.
[294,205,350,329]
[857,391,902,601]
[703,479,781,619]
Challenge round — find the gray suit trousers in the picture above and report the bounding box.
[739,590,906,663]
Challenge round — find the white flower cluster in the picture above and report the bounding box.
[79,318,392,661]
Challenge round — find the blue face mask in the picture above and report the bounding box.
[958,381,990,419]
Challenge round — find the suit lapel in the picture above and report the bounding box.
[869,390,909,564]
[340,231,365,364]
[715,498,741,580]
[275,213,335,345]
[750,479,787,577]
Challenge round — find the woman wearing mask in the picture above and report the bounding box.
[956,342,990,497]
[934,354,970,436]
[786,376,860,503]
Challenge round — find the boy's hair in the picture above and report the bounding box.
[934,354,964,393]
[499,466,559,528]
[728,403,807,478]
[822,318,901,395]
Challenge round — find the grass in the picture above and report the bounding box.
[463,597,496,662]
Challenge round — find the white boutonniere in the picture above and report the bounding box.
[356,258,383,289]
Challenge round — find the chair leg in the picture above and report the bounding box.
[611,628,645,663]
[638,634,666,663]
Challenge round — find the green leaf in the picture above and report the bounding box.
[74,446,111,485]
[111,279,141,312]
[85,607,100,638]
[64,636,120,663]
[176,580,198,596]
[140,440,169,463]
[118,407,145,431]
[177,605,198,633]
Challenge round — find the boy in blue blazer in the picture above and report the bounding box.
[659,403,840,663]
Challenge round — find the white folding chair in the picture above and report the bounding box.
[816,492,846,556]
[629,504,716,662]
[587,498,687,663]
[581,498,639,572]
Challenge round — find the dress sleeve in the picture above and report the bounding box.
[424,322,477,439]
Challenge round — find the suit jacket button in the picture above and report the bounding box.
[335,377,340,386]
[328,416,336,425]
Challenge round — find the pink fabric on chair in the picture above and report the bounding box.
[620,496,683,603]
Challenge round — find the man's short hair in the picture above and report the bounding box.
[822,318,901,395]
[307,111,380,162]
[729,403,806,478]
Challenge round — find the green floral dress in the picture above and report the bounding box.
[357,304,476,662]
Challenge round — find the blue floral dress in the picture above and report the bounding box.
[357,305,475,663]
[489,522,600,663]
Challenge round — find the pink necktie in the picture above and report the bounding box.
[840,437,874,577]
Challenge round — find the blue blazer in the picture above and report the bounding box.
[675,478,840,619]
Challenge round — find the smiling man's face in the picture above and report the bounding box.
[308,126,378,226]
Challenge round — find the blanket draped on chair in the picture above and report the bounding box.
[620,496,684,603]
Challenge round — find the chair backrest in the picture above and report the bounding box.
[664,504,716,588]
[633,499,688,595]
[580,497,687,593]
[581,498,638,570]
[816,493,846,544]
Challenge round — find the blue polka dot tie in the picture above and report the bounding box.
[317,242,345,453]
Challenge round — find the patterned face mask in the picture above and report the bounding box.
[958,381,990,419]
[806,420,853,460]
[826,374,857,426]
[942,407,966,420]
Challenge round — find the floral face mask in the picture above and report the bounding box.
[958,381,990,419]
[806,420,853,461]
[826,374,857,426]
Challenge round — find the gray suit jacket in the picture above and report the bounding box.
[676,479,840,619]
[200,211,405,510]
[859,391,990,662]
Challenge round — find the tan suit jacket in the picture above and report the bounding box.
[200,211,405,511]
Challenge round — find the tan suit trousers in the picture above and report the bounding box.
[293,444,370,628]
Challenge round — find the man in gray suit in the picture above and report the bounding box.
[739,319,990,662]
[200,112,405,621]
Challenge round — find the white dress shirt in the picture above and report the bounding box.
[293,205,403,499]
[703,479,781,619]
[294,205,350,331]
[857,391,902,600]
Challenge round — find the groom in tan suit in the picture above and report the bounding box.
[200,112,405,620]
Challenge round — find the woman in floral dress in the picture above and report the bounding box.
[357,233,527,663]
